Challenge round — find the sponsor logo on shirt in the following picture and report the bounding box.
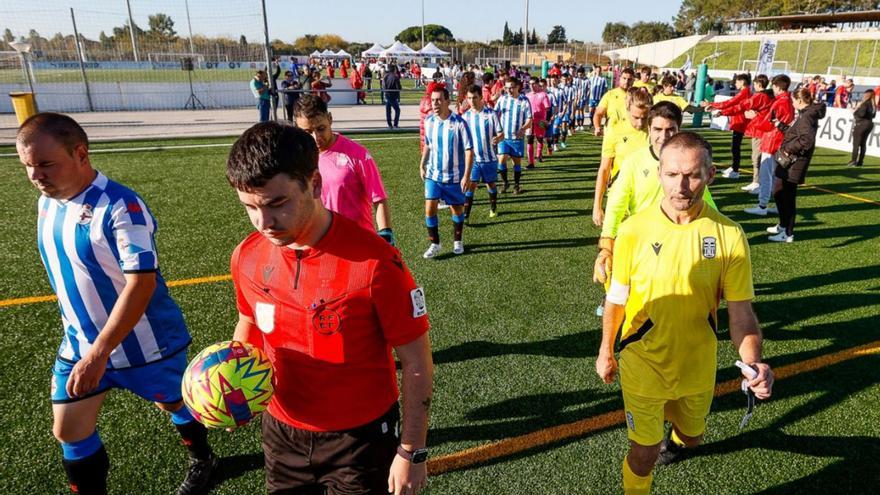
[702,237,717,259]
[652,242,662,255]
[410,287,427,318]
[126,201,142,214]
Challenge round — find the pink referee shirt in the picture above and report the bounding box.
[318,133,388,231]
[526,91,551,121]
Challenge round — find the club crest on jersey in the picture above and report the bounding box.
[702,237,717,259]
[410,287,427,318]
[255,302,275,334]
[313,308,342,336]
[77,203,94,225]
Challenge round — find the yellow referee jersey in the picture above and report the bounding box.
[652,92,689,111]
[601,119,648,179]
[610,204,754,398]
[597,87,628,130]
[601,146,717,239]
[633,80,656,92]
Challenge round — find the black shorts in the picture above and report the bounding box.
[262,404,400,495]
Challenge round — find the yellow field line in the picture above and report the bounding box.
[0,273,232,308]
[426,339,880,475]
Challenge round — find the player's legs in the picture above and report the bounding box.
[423,183,441,257]
[497,153,511,192]
[441,184,466,254]
[620,388,667,494]
[53,393,109,495]
[527,134,536,167]
[511,154,523,194]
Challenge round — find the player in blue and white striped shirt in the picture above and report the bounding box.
[420,87,474,258]
[545,76,562,154]
[589,65,609,129]
[494,76,533,194]
[557,74,577,149]
[574,67,591,130]
[17,113,215,495]
[463,84,504,219]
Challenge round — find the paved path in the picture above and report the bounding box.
[0,104,420,144]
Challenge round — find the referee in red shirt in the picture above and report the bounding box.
[226,122,433,495]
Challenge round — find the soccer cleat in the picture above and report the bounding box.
[768,232,794,243]
[749,187,760,195]
[766,206,778,214]
[744,205,769,216]
[538,156,544,163]
[453,241,464,255]
[422,243,441,259]
[560,142,568,149]
[488,209,498,218]
[766,224,781,234]
[741,182,760,192]
[513,185,523,195]
[656,438,690,466]
[595,304,604,317]
[721,167,740,179]
[526,164,536,170]
[177,454,218,495]
[553,144,559,152]
[846,161,858,167]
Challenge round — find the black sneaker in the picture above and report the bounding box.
[526,164,536,170]
[177,454,218,495]
[513,185,523,195]
[501,182,509,194]
[656,438,690,466]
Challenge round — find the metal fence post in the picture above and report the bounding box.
[852,42,861,77]
[738,40,744,71]
[802,39,811,74]
[870,40,877,77]
[70,8,94,112]
[830,39,837,74]
[795,40,802,76]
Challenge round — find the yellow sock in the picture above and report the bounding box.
[670,428,687,448]
[622,456,653,495]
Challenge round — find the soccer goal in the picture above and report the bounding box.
[826,66,851,77]
[147,52,205,67]
[741,59,790,74]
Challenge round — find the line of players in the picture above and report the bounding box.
[419,66,611,259]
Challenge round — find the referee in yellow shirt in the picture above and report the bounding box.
[595,132,774,495]
[593,68,635,137]
[592,87,651,227]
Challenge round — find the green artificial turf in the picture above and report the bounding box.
[1,128,878,494]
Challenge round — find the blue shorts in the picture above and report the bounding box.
[497,139,524,158]
[425,179,466,205]
[51,346,189,404]
[548,117,561,136]
[561,113,571,124]
[589,98,601,108]
[576,100,587,110]
[471,161,499,184]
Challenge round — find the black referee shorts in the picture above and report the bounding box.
[262,404,400,495]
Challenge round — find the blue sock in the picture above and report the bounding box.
[465,190,475,199]
[425,215,439,228]
[513,164,522,173]
[498,163,507,172]
[170,406,196,425]
[488,187,497,195]
[451,214,465,224]
[61,430,103,461]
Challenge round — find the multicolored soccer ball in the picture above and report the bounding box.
[182,341,274,429]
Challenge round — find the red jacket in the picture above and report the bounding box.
[711,88,750,133]
[725,91,773,139]
[752,92,795,153]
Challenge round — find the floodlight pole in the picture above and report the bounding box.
[523,0,529,69]
[184,0,195,55]
[260,0,277,120]
[125,0,139,62]
[70,8,94,111]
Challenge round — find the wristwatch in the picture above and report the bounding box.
[397,445,429,464]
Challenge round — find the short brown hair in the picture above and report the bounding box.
[293,94,329,120]
[753,74,770,89]
[226,122,318,190]
[660,131,713,172]
[17,112,89,154]
[466,84,483,97]
[648,101,683,128]
[621,67,636,78]
[661,75,677,88]
[626,87,653,110]
[771,74,791,91]
[793,88,813,104]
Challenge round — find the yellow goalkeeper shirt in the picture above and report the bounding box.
[609,204,754,398]
[601,146,717,239]
[597,87,628,131]
[601,119,648,179]
[652,93,689,111]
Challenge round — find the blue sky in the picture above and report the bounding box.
[2,0,682,44]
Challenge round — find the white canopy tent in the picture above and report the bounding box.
[335,49,352,59]
[320,49,336,57]
[417,42,450,57]
[309,50,322,58]
[361,43,385,57]
[378,41,419,58]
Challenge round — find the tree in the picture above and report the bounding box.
[502,22,513,45]
[629,21,675,44]
[602,22,630,45]
[3,28,13,44]
[529,28,539,45]
[511,29,524,45]
[147,13,177,43]
[547,25,566,44]
[396,24,454,44]
[239,35,248,47]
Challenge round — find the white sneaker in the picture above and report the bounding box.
[453,241,464,255]
[438,201,450,210]
[766,206,778,214]
[768,232,794,243]
[766,224,781,234]
[721,167,740,179]
[749,187,760,195]
[553,144,559,152]
[596,304,604,316]
[741,182,760,192]
[744,205,769,216]
[422,243,441,259]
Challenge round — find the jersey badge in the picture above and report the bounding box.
[410,287,427,318]
[651,242,662,255]
[262,265,274,285]
[77,203,94,225]
[126,201,142,214]
[255,302,275,334]
[702,237,717,259]
[642,168,650,177]
[313,308,342,336]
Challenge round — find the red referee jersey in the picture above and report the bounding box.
[231,214,430,432]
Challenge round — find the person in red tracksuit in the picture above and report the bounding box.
[720,75,773,192]
[744,74,795,216]
[704,73,752,179]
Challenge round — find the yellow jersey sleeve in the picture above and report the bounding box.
[601,125,619,158]
[722,226,755,302]
[597,91,611,110]
[610,220,636,288]
[602,154,637,239]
